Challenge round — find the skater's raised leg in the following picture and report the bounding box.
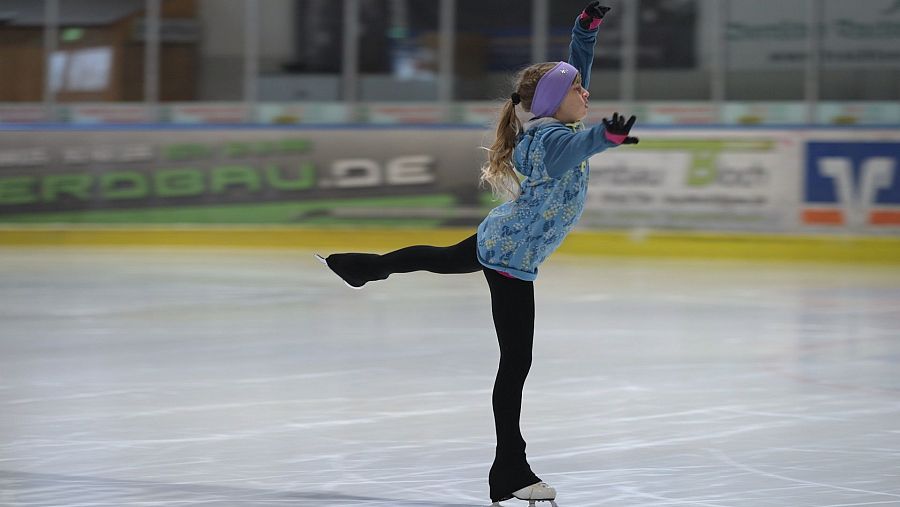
[316,233,480,288]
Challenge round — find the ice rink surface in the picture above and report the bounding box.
[1,246,898,507]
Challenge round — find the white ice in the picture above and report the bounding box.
[1,246,899,506]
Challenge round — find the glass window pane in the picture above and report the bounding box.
[725,0,807,100]
[0,0,46,103]
[456,0,531,100]
[820,0,900,102]
[196,0,246,101]
[256,0,342,104]
[548,0,618,100]
[54,0,134,103]
[358,0,439,102]
[295,0,343,75]
[550,0,702,101]
[635,0,702,100]
[140,0,201,103]
[31,0,200,104]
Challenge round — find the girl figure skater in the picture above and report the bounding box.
[315,3,638,505]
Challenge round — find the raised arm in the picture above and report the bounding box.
[568,2,610,89]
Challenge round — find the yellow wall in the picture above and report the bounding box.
[2,227,898,265]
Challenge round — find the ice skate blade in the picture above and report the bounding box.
[489,501,557,507]
[313,254,363,290]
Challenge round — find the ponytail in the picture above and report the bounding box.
[480,98,523,202]
[478,61,559,202]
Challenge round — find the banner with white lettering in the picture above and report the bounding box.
[581,134,795,231]
[0,128,487,228]
[0,127,898,234]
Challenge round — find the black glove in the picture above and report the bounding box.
[579,2,612,30]
[602,113,639,145]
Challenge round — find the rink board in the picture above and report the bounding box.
[1,226,899,265]
[0,126,898,259]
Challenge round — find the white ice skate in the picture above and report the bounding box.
[314,254,364,290]
[491,482,558,507]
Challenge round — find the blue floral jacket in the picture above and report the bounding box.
[476,18,621,281]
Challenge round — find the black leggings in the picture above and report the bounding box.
[336,233,540,500]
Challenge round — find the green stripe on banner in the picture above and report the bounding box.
[0,194,461,224]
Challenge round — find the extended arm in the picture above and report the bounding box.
[541,125,616,178]
[542,113,639,178]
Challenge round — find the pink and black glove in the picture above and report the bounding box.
[603,113,639,145]
[579,1,612,30]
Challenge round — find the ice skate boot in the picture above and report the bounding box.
[491,481,558,507]
[314,253,376,289]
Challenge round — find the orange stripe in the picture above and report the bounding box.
[870,211,900,226]
[802,209,844,225]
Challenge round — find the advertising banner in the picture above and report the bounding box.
[164,103,251,124]
[803,140,900,229]
[360,104,448,124]
[2,101,897,126]
[817,102,900,126]
[580,133,795,231]
[63,104,152,124]
[255,103,352,124]
[1,126,898,235]
[0,128,488,227]
[721,103,809,125]
[0,104,50,124]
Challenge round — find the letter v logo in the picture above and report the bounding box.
[804,143,900,228]
[817,157,895,227]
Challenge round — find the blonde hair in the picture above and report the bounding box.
[479,62,581,202]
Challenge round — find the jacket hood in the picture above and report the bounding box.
[513,118,564,179]
[514,117,584,179]
[522,117,563,132]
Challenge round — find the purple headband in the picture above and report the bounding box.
[530,61,578,117]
